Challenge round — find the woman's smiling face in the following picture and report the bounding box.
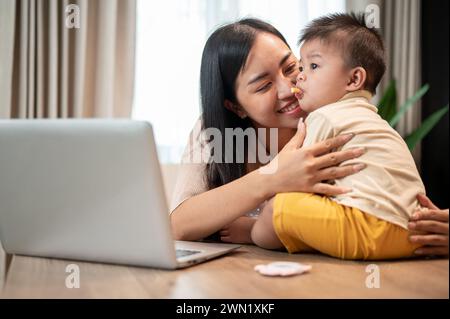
[232,32,306,129]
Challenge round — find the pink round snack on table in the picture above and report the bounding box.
[254,261,312,277]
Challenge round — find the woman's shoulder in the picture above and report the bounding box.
[170,117,210,213]
[180,117,211,165]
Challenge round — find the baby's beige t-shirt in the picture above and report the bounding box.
[303,90,425,229]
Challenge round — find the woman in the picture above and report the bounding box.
[170,18,448,257]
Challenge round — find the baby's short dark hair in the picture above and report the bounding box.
[298,12,386,94]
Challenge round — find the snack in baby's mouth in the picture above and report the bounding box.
[291,87,301,94]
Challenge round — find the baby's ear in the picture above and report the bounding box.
[346,67,367,92]
[224,100,248,119]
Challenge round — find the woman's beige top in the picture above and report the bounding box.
[169,119,264,217]
[170,119,209,213]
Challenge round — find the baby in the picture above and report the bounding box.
[250,12,426,260]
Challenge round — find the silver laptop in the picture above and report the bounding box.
[0,119,240,269]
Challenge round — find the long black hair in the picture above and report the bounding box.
[200,18,290,190]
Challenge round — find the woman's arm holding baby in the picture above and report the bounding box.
[408,194,449,257]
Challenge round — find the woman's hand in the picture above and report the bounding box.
[408,194,449,257]
[261,118,366,197]
[220,216,257,244]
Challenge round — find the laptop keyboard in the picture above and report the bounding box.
[176,249,201,258]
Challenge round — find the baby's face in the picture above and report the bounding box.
[296,39,350,113]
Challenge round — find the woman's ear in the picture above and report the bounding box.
[345,67,367,92]
[224,100,248,119]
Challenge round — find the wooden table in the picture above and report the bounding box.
[1,245,448,298]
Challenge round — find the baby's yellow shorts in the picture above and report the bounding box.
[273,192,420,260]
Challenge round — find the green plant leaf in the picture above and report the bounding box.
[405,104,449,150]
[377,79,397,123]
[389,84,430,127]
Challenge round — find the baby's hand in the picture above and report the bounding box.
[220,216,257,244]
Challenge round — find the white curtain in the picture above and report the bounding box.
[347,0,422,161]
[0,0,136,119]
[132,0,345,163]
[380,0,422,161]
